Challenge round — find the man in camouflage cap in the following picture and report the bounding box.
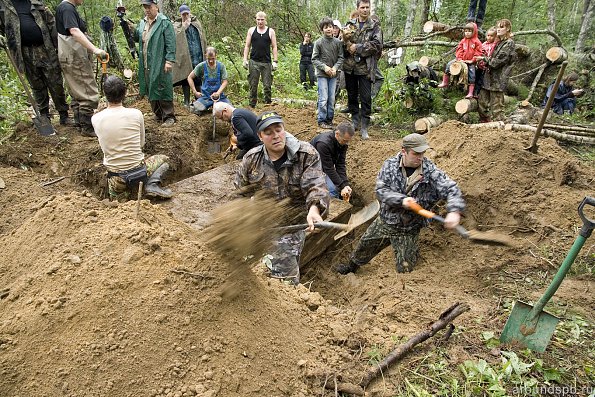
[336,133,465,274]
[235,111,330,284]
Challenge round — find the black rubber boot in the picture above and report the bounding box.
[145,163,173,199]
[79,113,96,137]
[351,113,360,131]
[336,262,359,275]
[59,111,76,126]
[360,118,369,140]
[182,85,191,106]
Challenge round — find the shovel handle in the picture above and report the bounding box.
[578,196,595,239]
[408,201,436,219]
[98,53,110,73]
[276,221,350,233]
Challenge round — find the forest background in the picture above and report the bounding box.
[0,0,593,137]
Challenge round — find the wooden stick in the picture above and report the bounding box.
[521,63,548,105]
[359,302,470,389]
[40,176,66,187]
[135,181,143,219]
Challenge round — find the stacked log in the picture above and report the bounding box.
[506,124,595,145]
[414,115,443,133]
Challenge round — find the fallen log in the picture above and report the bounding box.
[546,46,568,64]
[419,55,438,67]
[521,63,548,106]
[469,121,505,129]
[421,21,464,41]
[538,123,595,135]
[506,124,595,145]
[414,115,443,132]
[455,98,477,114]
[383,40,456,49]
[514,29,563,47]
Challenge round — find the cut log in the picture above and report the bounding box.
[419,55,438,67]
[449,61,464,76]
[414,115,443,132]
[546,47,568,64]
[507,124,595,145]
[514,44,532,59]
[423,21,447,33]
[469,121,505,129]
[455,98,477,114]
[421,21,463,40]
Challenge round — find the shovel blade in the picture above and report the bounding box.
[334,200,380,240]
[33,116,56,136]
[500,301,560,353]
[208,141,221,153]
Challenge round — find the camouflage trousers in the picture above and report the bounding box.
[107,154,168,202]
[264,229,306,285]
[350,217,420,273]
[21,45,69,116]
[478,88,504,121]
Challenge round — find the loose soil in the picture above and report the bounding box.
[0,102,593,397]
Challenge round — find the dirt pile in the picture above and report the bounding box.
[0,111,593,396]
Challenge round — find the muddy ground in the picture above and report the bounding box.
[0,101,593,397]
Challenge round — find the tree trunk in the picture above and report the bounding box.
[576,0,594,53]
[547,0,556,32]
[419,0,431,33]
[402,0,419,57]
[546,47,568,63]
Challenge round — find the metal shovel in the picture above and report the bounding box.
[3,41,55,136]
[208,100,221,153]
[500,196,594,352]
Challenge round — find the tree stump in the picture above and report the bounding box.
[455,98,477,114]
[414,115,443,132]
[449,61,465,76]
[546,47,568,64]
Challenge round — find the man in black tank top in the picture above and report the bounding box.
[243,11,278,107]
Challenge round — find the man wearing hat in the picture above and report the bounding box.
[235,111,330,284]
[336,133,465,275]
[133,0,176,127]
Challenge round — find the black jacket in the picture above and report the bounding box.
[310,131,348,189]
[231,108,262,151]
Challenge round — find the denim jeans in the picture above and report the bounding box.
[317,76,337,124]
[325,175,340,199]
[467,0,487,24]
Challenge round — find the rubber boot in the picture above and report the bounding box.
[465,84,475,99]
[438,74,449,88]
[360,117,369,140]
[182,85,191,107]
[79,113,96,137]
[145,163,173,199]
[351,113,360,131]
[59,111,76,126]
[336,262,359,275]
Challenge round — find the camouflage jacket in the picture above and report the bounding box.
[375,153,465,231]
[235,133,330,220]
[483,38,515,92]
[0,0,58,72]
[342,17,382,81]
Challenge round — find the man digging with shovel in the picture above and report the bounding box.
[235,111,330,284]
[336,133,466,275]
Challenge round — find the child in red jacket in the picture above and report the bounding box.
[473,27,498,97]
[438,22,483,98]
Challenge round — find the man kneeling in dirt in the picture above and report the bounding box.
[235,111,330,284]
[336,133,465,274]
[92,75,173,202]
[212,102,262,159]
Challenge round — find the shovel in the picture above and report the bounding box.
[277,200,380,237]
[208,99,221,153]
[500,196,594,352]
[98,53,110,97]
[2,41,56,136]
[408,202,512,246]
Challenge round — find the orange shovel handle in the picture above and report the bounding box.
[408,201,436,219]
[98,53,110,73]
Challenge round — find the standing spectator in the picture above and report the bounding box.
[342,0,382,140]
[475,19,515,122]
[243,11,278,108]
[467,0,487,28]
[299,32,315,90]
[541,72,584,115]
[0,0,72,126]
[234,111,329,284]
[187,46,230,114]
[212,102,262,159]
[336,133,465,275]
[133,0,176,127]
[92,75,173,202]
[312,17,343,129]
[473,26,497,98]
[55,0,107,136]
[172,4,206,107]
[310,121,354,200]
[437,22,482,99]
[332,19,346,104]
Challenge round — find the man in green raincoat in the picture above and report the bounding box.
[133,0,176,127]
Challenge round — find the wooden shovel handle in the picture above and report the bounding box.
[408,201,436,219]
[98,53,110,73]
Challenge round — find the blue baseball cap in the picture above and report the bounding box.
[179,4,190,14]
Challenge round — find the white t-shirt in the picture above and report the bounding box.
[92,106,145,173]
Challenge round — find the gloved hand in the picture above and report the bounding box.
[94,48,108,61]
[0,34,7,48]
[272,61,278,71]
[243,59,249,69]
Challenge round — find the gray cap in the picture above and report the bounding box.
[140,0,158,5]
[256,111,284,132]
[402,133,430,153]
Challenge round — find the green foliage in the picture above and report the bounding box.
[0,52,29,138]
[366,344,383,365]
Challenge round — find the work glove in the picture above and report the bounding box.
[0,34,7,48]
[242,59,249,69]
[272,61,278,71]
[94,48,108,61]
